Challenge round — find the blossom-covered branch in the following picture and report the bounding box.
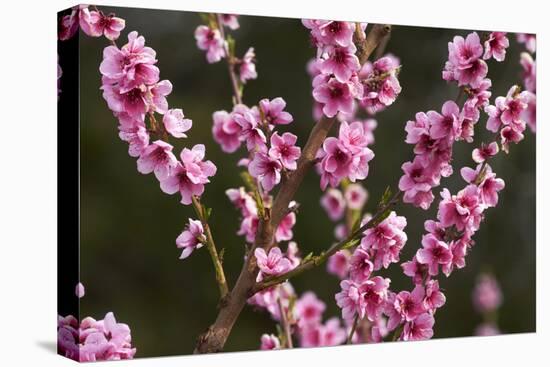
[194,22,393,354]
[254,190,402,292]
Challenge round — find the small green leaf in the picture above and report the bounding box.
[380,186,392,206]
[302,252,314,263]
[219,248,225,263]
[205,207,213,221]
[341,238,361,250]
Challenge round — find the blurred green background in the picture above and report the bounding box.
[76,6,535,358]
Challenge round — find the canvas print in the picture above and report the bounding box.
[57,4,536,362]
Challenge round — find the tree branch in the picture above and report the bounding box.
[194,21,393,354]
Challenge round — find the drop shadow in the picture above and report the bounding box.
[36,340,57,355]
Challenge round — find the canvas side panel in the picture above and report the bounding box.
[57,6,80,362]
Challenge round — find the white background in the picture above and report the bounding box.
[0,0,546,366]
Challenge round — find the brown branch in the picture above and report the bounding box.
[358,24,392,64]
[194,22,392,354]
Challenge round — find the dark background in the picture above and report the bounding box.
[68,5,535,358]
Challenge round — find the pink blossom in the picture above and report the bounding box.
[444,32,487,87]
[335,280,361,322]
[248,283,295,321]
[349,248,374,283]
[319,44,360,82]
[320,188,346,221]
[339,121,370,154]
[485,86,528,134]
[483,32,509,62]
[58,9,80,40]
[399,156,439,210]
[313,76,357,118]
[334,223,348,240]
[75,282,85,298]
[361,212,408,270]
[238,214,259,243]
[162,109,192,138]
[428,101,462,141]
[255,247,293,279]
[345,183,368,210]
[82,10,126,40]
[176,218,205,259]
[473,273,502,313]
[357,276,391,322]
[58,312,136,362]
[212,110,242,153]
[258,97,293,125]
[416,234,453,276]
[472,142,499,163]
[360,56,402,113]
[402,257,428,285]
[401,313,434,341]
[260,334,280,350]
[249,152,282,191]
[117,113,150,157]
[295,292,326,326]
[275,210,297,242]
[286,241,301,268]
[466,78,492,109]
[99,31,159,92]
[318,137,353,188]
[220,14,240,30]
[299,318,346,347]
[137,140,178,180]
[423,279,446,312]
[516,33,536,53]
[327,250,351,279]
[437,185,483,233]
[159,144,217,205]
[461,164,505,207]
[521,91,536,133]
[239,47,257,83]
[149,80,173,114]
[475,322,500,336]
[394,285,426,322]
[226,187,257,217]
[520,52,536,93]
[233,106,267,151]
[194,25,226,63]
[269,132,301,170]
[318,21,355,47]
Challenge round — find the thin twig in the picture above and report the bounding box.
[347,315,359,344]
[277,289,293,348]
[216,14,243,105]
[254,190,403,292]
[192,196,229,298]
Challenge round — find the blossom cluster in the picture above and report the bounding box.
[99,31,217,206]
[58,5,126,41]
[58,282,135,361]
[485,86,532,153]
[194,15,257,84]
[399,31,502,210]
[253,285,348,348]
[303,20,402,118]
[58,312,136,362]
[214,98,300,192]
[316,121,375,189]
